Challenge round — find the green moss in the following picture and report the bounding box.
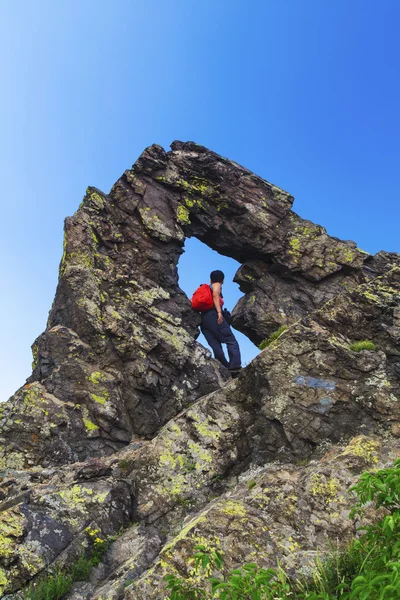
[349,340,376,352]
[259,325,288,350]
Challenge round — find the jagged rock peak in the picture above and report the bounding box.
[0,141,399,598]
[1,141,399,472]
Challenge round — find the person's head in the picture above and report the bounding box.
[210,270,225,284]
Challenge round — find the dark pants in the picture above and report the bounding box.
[201,309,242,370]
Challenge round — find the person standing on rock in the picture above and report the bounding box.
[192,270,242,377]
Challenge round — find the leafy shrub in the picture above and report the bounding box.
[259,326,287,350]
[349,340,376,352]
[163,459,400,599]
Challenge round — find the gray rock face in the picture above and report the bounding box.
[0,141,399,598]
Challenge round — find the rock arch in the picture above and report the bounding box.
[0,141,399,470]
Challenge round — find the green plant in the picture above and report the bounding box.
[21,530,120,599]
[164,545,308,599]
[117,458,133,471]
[69,554,92,581]
[85,528,118,566]
[163,458,400,599]
[259,326,287,350]
[299,543,365,597]
[22,568,72,600]
[349,340,376,352]
[248,480,257,490]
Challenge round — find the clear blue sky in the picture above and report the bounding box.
[1,0,399,402]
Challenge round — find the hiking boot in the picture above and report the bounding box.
[229,368,242,379]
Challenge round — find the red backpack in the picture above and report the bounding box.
[191,284,214,312]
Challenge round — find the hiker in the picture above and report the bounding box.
[192,270,242,376]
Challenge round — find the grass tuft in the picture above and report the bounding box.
[349,340,376,352]
[259,325,287,350]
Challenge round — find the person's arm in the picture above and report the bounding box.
[212,283,223,324]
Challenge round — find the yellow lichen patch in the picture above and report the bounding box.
[249,487,271,510]
[80,406,99,434]
[0,450,26,470]
[168,423,182,435]
[0,568,8,595]
[89,191,105,209]
[21,383,48,416]
[310,474,340,505]
[219,500,247,518]
[176,205,191,225]
[138,207,175,241]
[339,436,380,465]
[90,393,107,405]
[162,511,213,552]
[136,286,170,306]
[0,507,25,559]
[187,441,213,469]
[187,409,221,443]
[145,529,222,594]
[83,418,99,431]
[57,485,109,510]
[60,249,94,276]
[289,237,301,254]
[88,371,107,384]
[18,543,46,576]
[154,428,215,499]
[339,247,357,263]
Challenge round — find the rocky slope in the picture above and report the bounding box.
[0,141,399,598]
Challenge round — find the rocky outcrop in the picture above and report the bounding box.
[0,141,399,598]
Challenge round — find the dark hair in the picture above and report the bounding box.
[210,270,225,283]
